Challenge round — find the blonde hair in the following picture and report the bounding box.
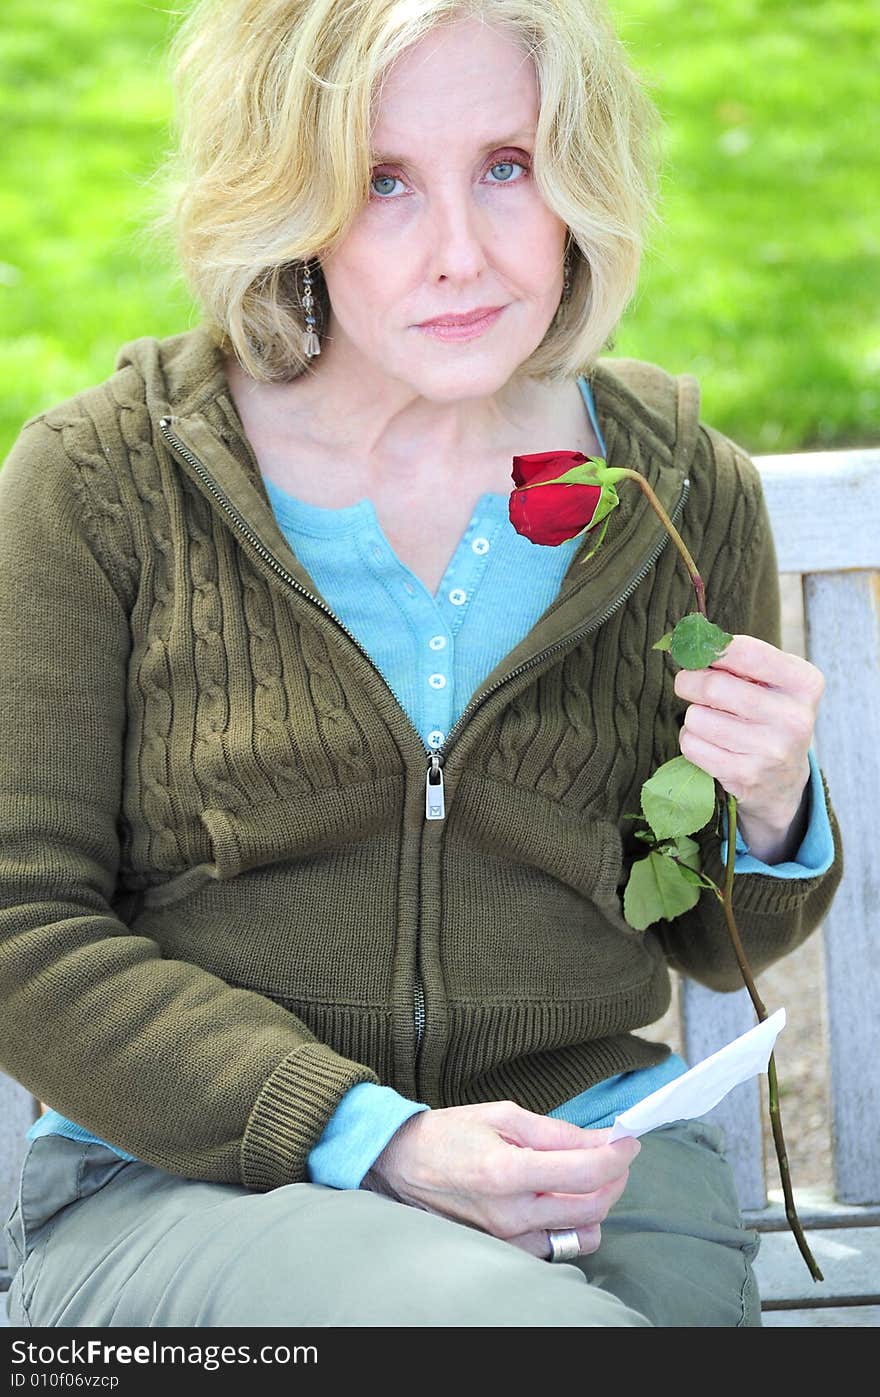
[161,0,663,382]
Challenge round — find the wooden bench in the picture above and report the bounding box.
[683,445,880,1326]
[2,446,879,1327]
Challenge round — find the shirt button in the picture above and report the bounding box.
[403,582,416,595]
[372,545,383,561]
[427,729,445,747]
[429,635,447,651]
[428,673,447,689]
[448,588,468,606]
[471,536,490,555]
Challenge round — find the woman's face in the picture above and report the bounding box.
[319,17,568,402]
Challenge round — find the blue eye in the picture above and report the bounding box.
[369,157,529,200]
[487,160,526,183]
[370,174,402,199]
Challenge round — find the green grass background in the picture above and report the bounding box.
[1,0,878,461]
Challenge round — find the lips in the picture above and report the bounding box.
[417,306,505,327]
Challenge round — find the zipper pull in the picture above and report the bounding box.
[425,752,446,820]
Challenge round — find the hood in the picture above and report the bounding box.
[115,323,232,424]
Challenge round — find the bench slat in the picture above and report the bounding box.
[762,1305,880,1326]
[806,571,880,1205]
[753,1224,880,1305]
[679,981,766,1211]
[0,1076,38,1277]
[755,449,880,573]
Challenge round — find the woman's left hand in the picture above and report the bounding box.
[673,634,824,865]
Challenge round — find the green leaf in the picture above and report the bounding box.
[652,631,673,651]
[670,833,701,869]
[623,849,702,931]
[674,862,705,886]
[640,756,716,839]
[666,835,725,896]
[668,612,733,670]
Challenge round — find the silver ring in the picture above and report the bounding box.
[546,1228,581,1263]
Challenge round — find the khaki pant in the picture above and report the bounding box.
[3,1119,761,1327]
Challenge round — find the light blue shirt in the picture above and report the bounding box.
[29,376,834,1186]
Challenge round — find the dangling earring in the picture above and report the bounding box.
[562,246,573,302]
[301,260,321,358]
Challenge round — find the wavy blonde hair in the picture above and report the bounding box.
[160,0,663,382]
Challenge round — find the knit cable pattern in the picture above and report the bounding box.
[236,544,313,800]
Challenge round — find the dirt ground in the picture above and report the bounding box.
[642,573,833,1193]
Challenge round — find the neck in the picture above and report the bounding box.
[243,329,547,455]
[223,343,598,498]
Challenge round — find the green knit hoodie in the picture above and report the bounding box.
[0,327,843,1190]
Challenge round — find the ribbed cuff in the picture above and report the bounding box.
[721,749,834,880]
[241,1042,379,1190]
[705,761,837,916]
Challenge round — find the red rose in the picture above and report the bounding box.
[508,451,618,547]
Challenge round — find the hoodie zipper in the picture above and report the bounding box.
[422,475,692,824]
[158,415,688,1066]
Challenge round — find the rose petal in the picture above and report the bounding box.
[511,450,588,489]
[509,481,603,546]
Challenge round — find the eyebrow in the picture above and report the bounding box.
[370,133,536,163]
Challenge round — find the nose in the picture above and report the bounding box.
[426,185,491,286]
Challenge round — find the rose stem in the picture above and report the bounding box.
[617,465,821,1276]
[724,793,824,1282]
[608,469,707,615]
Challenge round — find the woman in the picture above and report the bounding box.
[1,0,841,1328]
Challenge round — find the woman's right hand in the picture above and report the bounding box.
[360,1100,641,1260]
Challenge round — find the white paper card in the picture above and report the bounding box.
[607,1007,786,1142]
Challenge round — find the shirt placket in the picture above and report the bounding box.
[424,505,503,750]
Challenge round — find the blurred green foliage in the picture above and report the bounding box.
[611,0,880,452]
[1,0,878,458]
